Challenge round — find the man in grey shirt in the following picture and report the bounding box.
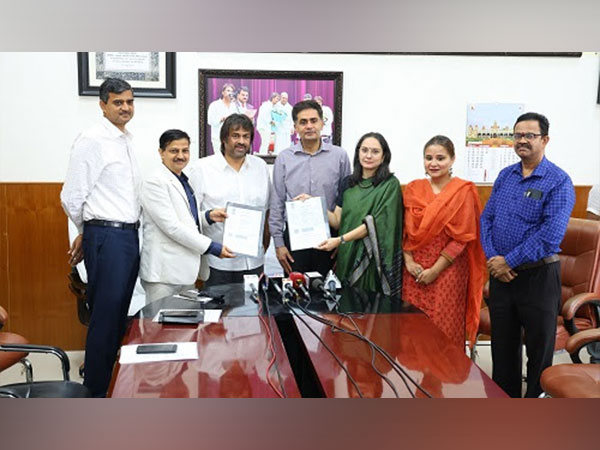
[270,100,351,275]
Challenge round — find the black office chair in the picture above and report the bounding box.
[0,306,33,383]
[0,342,91,398]
[0,304,90,398]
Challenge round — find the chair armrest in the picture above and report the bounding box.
[0,306,7,330]
[0,344,71,380]
[561,292,600,335]
[0,389,19,398]
[565,328,600,363]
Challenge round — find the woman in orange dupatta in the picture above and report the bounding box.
[403,135,485,349]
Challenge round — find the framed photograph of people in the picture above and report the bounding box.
[77,52,176,98]
[198,69,343,163]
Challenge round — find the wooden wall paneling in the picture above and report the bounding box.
[4,183,86,349]
[573,185,592,218]
[0,185,9,328]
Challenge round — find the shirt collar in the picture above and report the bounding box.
[101,116,132,139]
[215,151,249,172]
[512,155,548,178]
[292,140,331,155]
[164,163,189,183]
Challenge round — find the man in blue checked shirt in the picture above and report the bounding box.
[480,112,575,398]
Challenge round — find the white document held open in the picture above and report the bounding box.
[285,196,331,251]
[222,203,265,258]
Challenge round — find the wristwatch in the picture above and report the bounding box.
[339,235,346,244]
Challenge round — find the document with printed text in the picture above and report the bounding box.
[286,196,330,251]
[222,202,265,258]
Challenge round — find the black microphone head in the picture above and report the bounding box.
[311,278,325,291]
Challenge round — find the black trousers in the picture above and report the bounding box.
[204,265,263,287]
[82,225,139,398]
[283,227,335,277]
[488,261,561,398]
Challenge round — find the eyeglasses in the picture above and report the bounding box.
[513,133,543,140]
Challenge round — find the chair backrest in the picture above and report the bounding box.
[559,218,600,321]
[68,267,91,326]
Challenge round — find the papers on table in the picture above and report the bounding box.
[285,196,330,251]
[222,202,266,258]
[119,342,198,364]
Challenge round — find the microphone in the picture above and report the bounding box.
[327,279,337,293]
[310,277,337,302]
[289,272,311,299]
[249,283,259,303]
[273,279,296,303]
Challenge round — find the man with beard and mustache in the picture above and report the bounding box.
[61,78,141,397]
[480,112,575,398]
[139,129,234,303]
[189,114,271,285]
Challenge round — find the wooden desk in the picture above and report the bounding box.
[109,316,300,398]
[293,312,507,398]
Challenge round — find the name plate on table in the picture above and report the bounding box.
[285,196,330,251]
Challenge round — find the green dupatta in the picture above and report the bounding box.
[335,175,403,296]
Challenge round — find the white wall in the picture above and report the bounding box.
[1,52,599,184]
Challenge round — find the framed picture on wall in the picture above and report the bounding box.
[198,69,343,163]
[77,52,176,98]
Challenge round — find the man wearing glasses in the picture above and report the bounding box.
[480,112,575,398]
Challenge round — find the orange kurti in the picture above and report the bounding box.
[402,178,486,348]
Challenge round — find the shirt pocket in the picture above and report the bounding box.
[516,197,543,223]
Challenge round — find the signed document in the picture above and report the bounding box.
[222,202,265,258]
[285,196,330,251]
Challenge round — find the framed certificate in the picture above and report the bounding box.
[222,202,266,258]
[285,196,331,251]
[77,52,176,98]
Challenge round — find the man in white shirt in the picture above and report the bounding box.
[256,92,280,155]
[207,83,236,155]
[139,129,234,303]
[61,78,141,397]
[315,96,334,143]
[189,114,271,285]
[274,92,293,153]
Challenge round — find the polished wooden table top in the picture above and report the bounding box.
[109,316,300,398]
[293,312,507,398]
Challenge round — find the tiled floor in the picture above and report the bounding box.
[0,343,587,395]
[0,350,85,385]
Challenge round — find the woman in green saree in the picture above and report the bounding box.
[315,132,403,296]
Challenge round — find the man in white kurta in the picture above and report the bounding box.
[315,96,334,143]
[256,92,280,154]
[274,92,293,153]
[189,114,271,285]
[207,83,236,154]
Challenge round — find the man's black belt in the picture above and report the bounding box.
[514,254,559,271]
[84,219,140,230]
